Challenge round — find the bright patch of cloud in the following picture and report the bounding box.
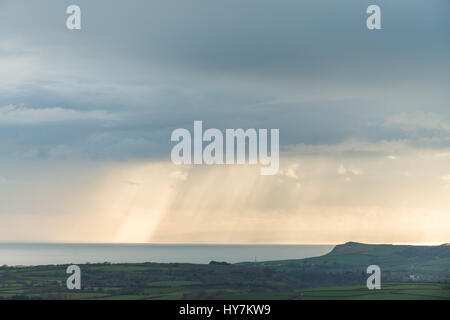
[385,112,450,132]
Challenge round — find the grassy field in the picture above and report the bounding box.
[293,282,450,300]
[0,262,448,300]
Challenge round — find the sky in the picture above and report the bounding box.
[0,0,449,244]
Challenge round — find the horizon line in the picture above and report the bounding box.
[0,241,447,246]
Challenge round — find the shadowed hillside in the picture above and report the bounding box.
[252,242,450,281]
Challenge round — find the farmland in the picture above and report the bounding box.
[0,242,448,300]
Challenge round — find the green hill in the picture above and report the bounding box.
[252,242,450,281]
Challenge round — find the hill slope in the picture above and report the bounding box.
[251,242,450,281]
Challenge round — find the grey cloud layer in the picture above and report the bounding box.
[0,0,449,161]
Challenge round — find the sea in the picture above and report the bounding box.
[0,243,334,266]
